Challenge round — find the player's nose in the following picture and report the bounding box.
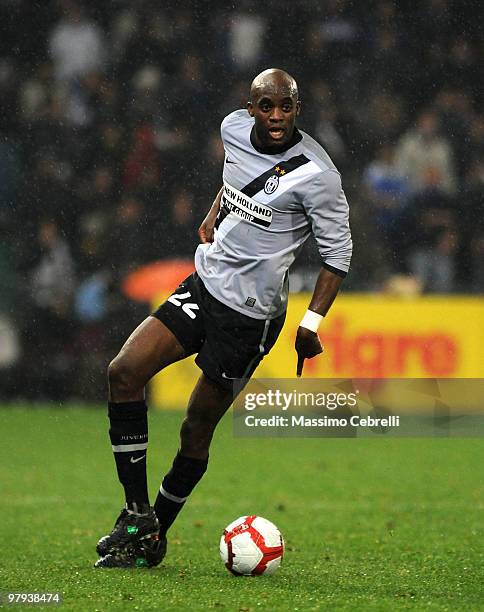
[269,107,284,122]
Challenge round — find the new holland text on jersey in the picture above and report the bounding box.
[221,182,273,228]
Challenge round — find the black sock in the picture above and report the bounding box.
[154,452,208,536]
[108,401,149,510]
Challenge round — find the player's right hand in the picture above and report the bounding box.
[198,188,223,243]
[198,215,216,243]
[295,326,323,377]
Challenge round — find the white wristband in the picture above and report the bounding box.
[299,309,323,333]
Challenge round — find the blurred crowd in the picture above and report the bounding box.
[0,0,482,399]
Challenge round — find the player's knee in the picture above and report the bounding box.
[108,357,138,395]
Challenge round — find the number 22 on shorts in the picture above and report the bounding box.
[167,291,200,319]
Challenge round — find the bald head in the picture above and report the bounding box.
[247,69,301,150]
[249,69,298,103]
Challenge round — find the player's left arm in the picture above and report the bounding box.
[296,267,343,376]
[296,169,352,376]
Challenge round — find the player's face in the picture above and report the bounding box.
[248,93,301,149]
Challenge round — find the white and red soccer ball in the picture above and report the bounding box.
[220,515,284,576]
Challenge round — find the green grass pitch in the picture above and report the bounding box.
[1,406,483,611]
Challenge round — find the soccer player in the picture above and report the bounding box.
[95,69,352,567]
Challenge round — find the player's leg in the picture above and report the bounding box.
[109,315,186,402]
[97,274,206,566]
[107,316,185,510]
[154,373,233,538]
[152,285,286,540]
[97,316,186,559]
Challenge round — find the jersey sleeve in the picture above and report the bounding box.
[220,114,229,145]
[302,169,352,276]
[220,110,242,148]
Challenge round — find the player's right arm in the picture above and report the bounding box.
[198,187,223,244]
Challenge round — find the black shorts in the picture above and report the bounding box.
[152,273,285,391]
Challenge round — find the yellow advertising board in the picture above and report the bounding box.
[151,293,484,408]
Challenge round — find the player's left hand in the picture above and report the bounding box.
[295,326,323,377]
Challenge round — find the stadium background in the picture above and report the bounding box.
[0,0,482,402]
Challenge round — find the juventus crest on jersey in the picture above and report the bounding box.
[195,109,352,320]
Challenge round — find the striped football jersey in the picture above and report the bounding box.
[195,109,352,320]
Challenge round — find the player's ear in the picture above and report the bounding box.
[295,100,301,116]
[247,101,254,117]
